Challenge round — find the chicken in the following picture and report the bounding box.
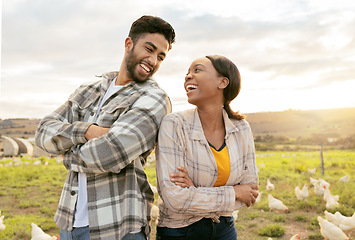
[325,210,342,226]
[255,191,262,204]
[338,212,355,232]
[268,194,288,212]
[232,210,239,222]
[266,179,274,192]
[314,182,325,196]
[339,174,350,183]
[310,177,319,186]
[308,168,316,174]
[325,196,339,210]
[149,183,158,194]
[31,223,58,240]
[151,204,159,220]
[0,211,5,231]
[319,178,330,189]
[317,216,349,240]
[325,210,355,232]
[290,233,301,240]
[323,188,339,202]
[310,177,325,196]
[295,184,308,201]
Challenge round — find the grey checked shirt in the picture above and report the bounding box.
[35,71,171,239]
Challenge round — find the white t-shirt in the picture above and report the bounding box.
[74,78,123,227]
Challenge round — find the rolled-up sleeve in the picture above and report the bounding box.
[35,101,92,155]
[71,90,171,173]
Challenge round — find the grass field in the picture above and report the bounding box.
[0,151,354,239]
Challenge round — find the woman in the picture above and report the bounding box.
[155,55,259,240]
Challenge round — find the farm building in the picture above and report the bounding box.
[0,136,19,156]
[0,136,34,157]
[33,145,53,158]
[13,137,34,156]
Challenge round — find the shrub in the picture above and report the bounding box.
[295,215,307,222]
[308,233,323,239]
[273,215,286,222]
[308,217,319,230]
[258,224,285,237]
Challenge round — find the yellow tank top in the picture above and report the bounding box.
[209,142,230,187]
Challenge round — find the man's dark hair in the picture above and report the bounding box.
[128,15,176,50]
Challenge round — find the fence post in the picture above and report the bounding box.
[320,145,324,175]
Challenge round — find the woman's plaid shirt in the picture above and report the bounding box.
[156,108,258,228]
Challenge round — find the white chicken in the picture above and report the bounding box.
[150,204,159,220]
[149,183,158,194]
[308,168,316,174]
[266,179,274,192]
[325,210,355,232]
[323,188,339,202]
[314,182,325,196]
[310,177,325,196]
[150,203,160,225]
[232,210,239,222]
[338,212,355,232]
[325,210,343,226]
[255,191,262,204]
[0,211,5,231]
[295,184,308,201]
[339,174,350,183]
[317,216,349,240]
[325,196,339,210]
[290,233,301,240]
[259,163,266,168]
[268,194,289,212]
[309,177,319,186]
[319,178,330,189]
[31,223,58,240]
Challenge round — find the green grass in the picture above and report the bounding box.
[0,150,354,239]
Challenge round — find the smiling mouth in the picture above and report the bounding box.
[140,62,152,73]
[185,84,198,92]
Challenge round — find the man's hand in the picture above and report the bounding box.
[233,184,259,207]
[84,124,110,140]
[170,166,195,188]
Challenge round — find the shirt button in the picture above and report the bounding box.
[70,190,76,196]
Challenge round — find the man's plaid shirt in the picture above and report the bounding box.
[35,72,171,239]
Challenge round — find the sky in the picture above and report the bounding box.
[1,0,355,119]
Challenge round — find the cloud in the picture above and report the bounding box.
[1,0,355,118]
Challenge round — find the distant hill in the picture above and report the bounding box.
[0,118,40,138]
[245,107,355,138]
[1,107,354,139]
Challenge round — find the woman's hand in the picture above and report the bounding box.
[233,184,259,207]
[170,166,195,188]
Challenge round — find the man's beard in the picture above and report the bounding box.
[126,46,155,83]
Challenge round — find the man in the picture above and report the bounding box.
[35,15,175,240]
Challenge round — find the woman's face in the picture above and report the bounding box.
[184,57,225,107]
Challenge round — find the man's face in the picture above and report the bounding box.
[125,33,170,83]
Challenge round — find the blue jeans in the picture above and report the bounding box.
[60,226,90,240]
[156,217,238,240]
[59,226,146,240]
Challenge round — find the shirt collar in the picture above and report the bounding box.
[100,71,157,93]
[190,108,240,141]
